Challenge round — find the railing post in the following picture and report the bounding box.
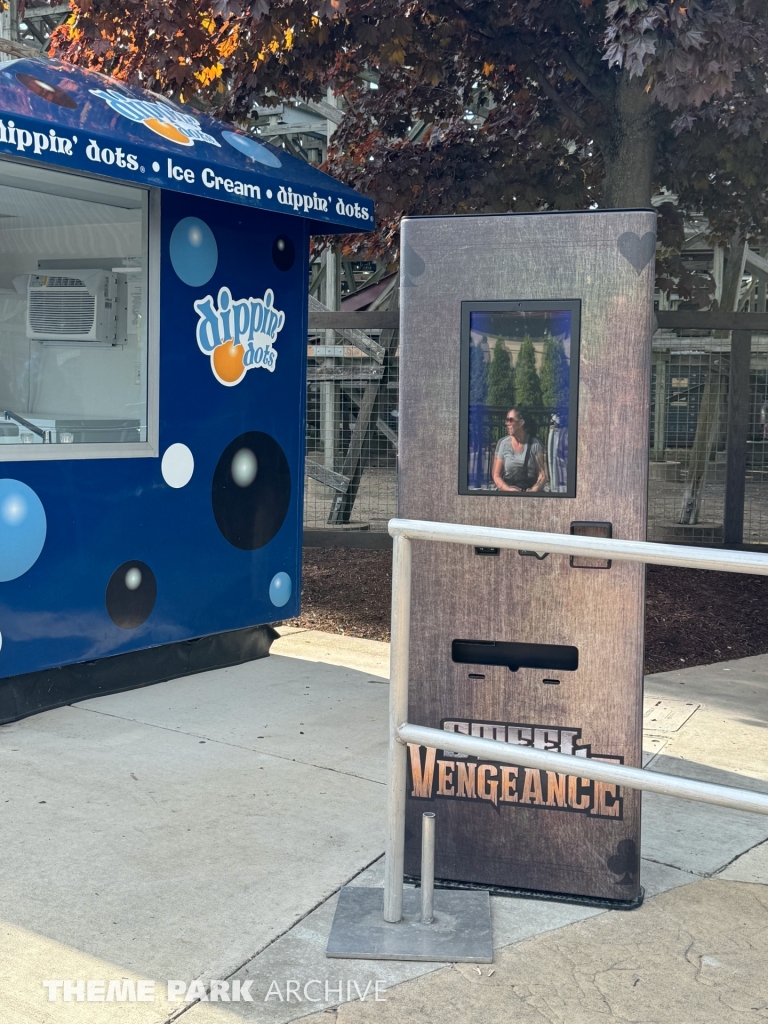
[384,531,411,923]
[420,811,436,924]
[724,330,752,546]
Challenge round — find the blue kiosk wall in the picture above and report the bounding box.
[0,59,372,723]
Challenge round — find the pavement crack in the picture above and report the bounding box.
[713,835,768,875]
[682,934,700,979]
[71,704,385,786]
[641,856,703,877]
[167,853,385,1021]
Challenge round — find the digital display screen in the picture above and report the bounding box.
[459,300,580,497]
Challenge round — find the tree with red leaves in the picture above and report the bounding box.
[50,0,768,298]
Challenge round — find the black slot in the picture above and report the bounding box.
[475,547,500,556]
[452,639,578,673]
[543,678,561,685]
[467,672,486,679]
[570,521,612,569]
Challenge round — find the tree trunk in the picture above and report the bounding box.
[600,76,657,209]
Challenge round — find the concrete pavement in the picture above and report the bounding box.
[0,628,766,1023]
[325,879,768,1024]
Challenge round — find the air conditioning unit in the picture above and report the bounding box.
[25,270,118,344]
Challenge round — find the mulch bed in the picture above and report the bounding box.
[643,563,768,673]
[288,548,393,643]
[287,548,768,675]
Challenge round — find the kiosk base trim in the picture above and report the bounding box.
[404,876,645,911]
[0,623,278,725]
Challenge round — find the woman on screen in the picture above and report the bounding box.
[492,408,547,492]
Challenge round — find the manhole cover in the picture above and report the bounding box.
[643,697,701,734]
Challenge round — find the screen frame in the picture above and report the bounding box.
[458,298,581,498]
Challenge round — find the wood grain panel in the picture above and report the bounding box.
[399,211,655,901]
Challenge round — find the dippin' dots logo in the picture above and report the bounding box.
[90,89,221,148]
[0,119,75,155]
[194,287,284,386]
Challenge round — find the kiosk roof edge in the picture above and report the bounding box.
[0,56,374,234]
[402,208,656,221]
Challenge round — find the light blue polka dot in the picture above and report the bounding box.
[269,571,292,608]
[169,217,218,287]
[222,130,282,168]
[0,479,46,582]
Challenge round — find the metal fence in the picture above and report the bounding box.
[304,309,768,548]
[649,328,768,545]
[304,305,399,538]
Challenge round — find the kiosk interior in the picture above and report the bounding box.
[0,58,373,724]
[399,210,655,904]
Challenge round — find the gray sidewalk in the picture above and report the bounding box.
[1,629,766,1023]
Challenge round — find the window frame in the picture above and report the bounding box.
[0,163,159,463]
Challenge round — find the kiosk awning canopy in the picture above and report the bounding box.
[0,57,373,234]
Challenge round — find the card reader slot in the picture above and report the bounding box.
[570,521,612,569]
[452,639,578,673]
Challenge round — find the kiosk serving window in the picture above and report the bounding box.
[459,300,580,497]
[0,163,151,458]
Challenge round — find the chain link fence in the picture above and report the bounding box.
[304,325,398,535]
[303,321,768,548]
[649,329,768,546]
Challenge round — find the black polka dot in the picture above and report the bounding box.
[106,561,157,629]
[272,235,295,271]
[212,431,291,550]
[16,74,78,109]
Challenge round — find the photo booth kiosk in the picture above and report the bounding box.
[0,58,372,724]
[399,210,655,904]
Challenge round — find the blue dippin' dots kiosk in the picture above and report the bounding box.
[0,58,373,723]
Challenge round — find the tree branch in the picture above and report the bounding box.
[525,62,591,136]
[551,45,614,108]
[453,12,612,141]
[454,2,613,110]
[0,37,42,59]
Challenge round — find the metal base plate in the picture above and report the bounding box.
[326,886,493,963]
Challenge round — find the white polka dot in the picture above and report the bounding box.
[231,448,258,487]
[162,443,195,489]
[1,493,26,525]
[152,161,160,172]
[125,567,142,591]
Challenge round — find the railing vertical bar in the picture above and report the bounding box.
[383,532,412,923]
[724,330,752,546]
[420,812,436,924]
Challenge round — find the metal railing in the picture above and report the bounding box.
[383,517,768,924]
